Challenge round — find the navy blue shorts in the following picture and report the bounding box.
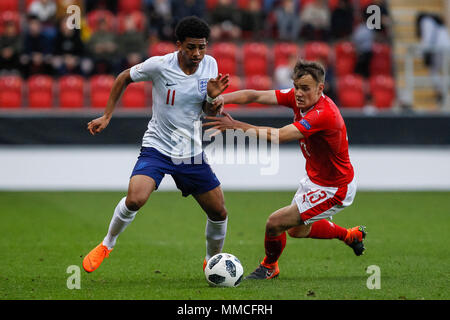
[131,147,221,197]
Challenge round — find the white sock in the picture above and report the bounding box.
[205,217,228,262]
[102,197,138,250]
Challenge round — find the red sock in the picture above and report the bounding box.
[308,220,347,241]
[262,232,286,266]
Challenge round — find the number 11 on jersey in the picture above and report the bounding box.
[166,89,176,106]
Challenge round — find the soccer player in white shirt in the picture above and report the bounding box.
[82,16,230,273]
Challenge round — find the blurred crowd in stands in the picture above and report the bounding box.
[0,0,396,109]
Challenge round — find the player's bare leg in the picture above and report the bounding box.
[247,204,302,280]
[83,175,156,273]
[125,175,157,211]
[193,186,228,270]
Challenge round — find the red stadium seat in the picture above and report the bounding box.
[370,43,392,76]
[0,10,21,33]
[206,0,219,9]
[148,41,176,57]
[274,42,299,67]
[243,42,269,76]
[117,11,146,33]
[369,75,395,109]
[222,75,242,108]
[359,0,372,9]
[87,10,115,32]
[237,0,252,9]
[89,75,114,108]
[218,58,237,76]
[300,0,315,8]
[337,74,365,108]
[212,42,239,75]
[328,0,339,10]
[212,42,238,61]
[58,75,84,109]
[25,0,36,9]
[0,75,22,108]
[28,75,54,108]
[122,82,146,108]
[244,75,272,107]
[245,75,272,90]
[0,0,19,12]
[118,0,142,13]
[304,41,331,63]
[334,41,356,76]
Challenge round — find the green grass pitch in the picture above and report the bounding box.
[0,191,449,300]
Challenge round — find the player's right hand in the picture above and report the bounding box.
[207,73,229,98]
[87,115,110,135]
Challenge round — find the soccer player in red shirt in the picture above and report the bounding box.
[203,60,366,279]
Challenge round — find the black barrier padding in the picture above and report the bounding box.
[0,114,449,145]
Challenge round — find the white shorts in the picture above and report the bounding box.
[292,176,357,225]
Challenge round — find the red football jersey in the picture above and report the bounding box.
[275,88,354,187]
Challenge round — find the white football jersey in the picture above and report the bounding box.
[130,52,218,158]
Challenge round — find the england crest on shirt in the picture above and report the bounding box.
[198,78,208,96]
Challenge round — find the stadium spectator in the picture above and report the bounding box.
[416,12,450,104]
[21,16,55,77]
[172,0,206,23]
[262,0,278,14]
[330,0,354,40]
[275,0,301,41]
[240,0,265,39]
[52,17,84,76]
[209,0,242,41]
[0,20,22,73]
[54,17,84,56]
[86,17,118,74]
[300,0,330,41]
[28,0,57,24]
[117,14,147,71]
[22,17,48,55]
[145,0,174,41]
[274,53,297,89]
[28,0,58,49]
[352,12,374,78]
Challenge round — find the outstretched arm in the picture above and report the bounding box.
[210,89,278,111]
[222,89,278,105]
[87,69,133,135]
[203,112,304,144]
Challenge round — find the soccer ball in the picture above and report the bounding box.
[204,253,244,287]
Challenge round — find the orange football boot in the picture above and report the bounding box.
[344,226,366,256]
[82,242,113,273]
[203,259,207,271]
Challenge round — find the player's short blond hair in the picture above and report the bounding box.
[292,59,326,84]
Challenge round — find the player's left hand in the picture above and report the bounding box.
[203,111,235,137]
[211,95,225,115]
[207,74,229,98]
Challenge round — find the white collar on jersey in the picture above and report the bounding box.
[300,93,325,117]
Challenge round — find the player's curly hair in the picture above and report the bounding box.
[175,16,210,42]
[292,59,326,84]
